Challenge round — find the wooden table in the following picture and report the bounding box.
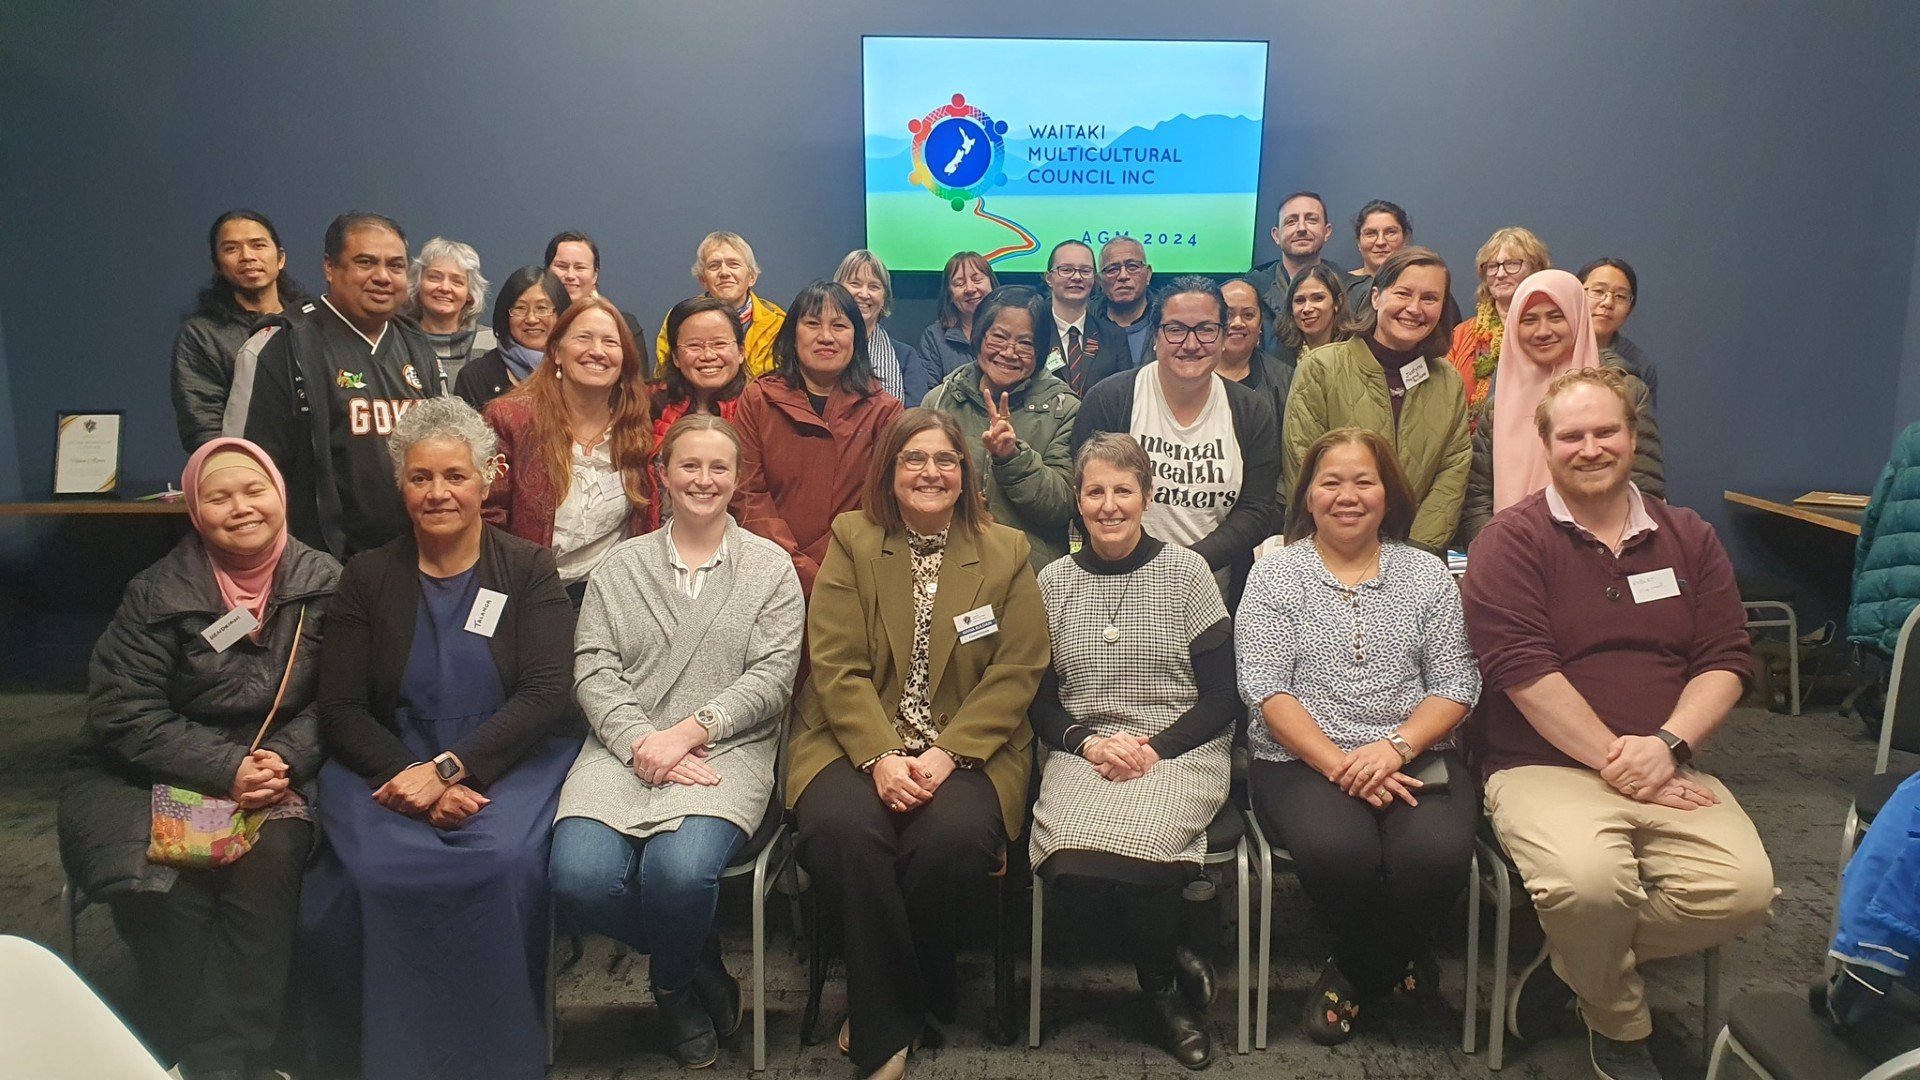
[1723,490,1863,536]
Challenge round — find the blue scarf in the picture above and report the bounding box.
[500,339,543,381]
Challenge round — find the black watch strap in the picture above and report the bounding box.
[1653,729,1692,766]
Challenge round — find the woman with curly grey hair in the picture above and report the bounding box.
[407,237,497,384]
[300,394,580,1080]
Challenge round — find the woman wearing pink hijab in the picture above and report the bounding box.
[1456,269,1662,546]
[58,437,339,1080]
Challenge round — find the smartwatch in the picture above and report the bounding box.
[432,751,467,784]
[1652,729,1692,766]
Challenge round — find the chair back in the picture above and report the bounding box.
[1877,603,1920,771]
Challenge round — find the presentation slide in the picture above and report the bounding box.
[863,37,1268,275]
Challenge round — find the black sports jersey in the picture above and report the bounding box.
[228,298,445,559]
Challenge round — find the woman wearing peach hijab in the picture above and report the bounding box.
[1456,269,1662,545]
[58,437,339,1078]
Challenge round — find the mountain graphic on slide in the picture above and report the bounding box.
[866,114,1260,196]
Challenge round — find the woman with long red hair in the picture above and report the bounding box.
[482,296,659,604]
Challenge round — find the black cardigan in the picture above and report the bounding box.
[1068,366,1281,574]
[318,524,575,788]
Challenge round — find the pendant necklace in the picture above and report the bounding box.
[1102,567,1137,644]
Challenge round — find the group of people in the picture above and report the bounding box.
[56,196,1770,1080]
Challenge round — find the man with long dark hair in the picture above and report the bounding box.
[170,209,310,450]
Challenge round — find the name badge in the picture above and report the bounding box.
[1627,567,1681,604]
[1400,358,1430,390]
[466,588,509,637]
[599,472,626,501]
[954,604,999,644]
[201,606,260,652]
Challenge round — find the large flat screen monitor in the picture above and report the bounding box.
[863,36,1269,274]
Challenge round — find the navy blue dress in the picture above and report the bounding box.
[302,567,577,1080]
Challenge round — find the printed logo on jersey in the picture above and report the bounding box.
[348,397,421,436]
[402,364,423,391]
[336,369,365,389]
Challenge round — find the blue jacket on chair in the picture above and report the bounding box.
[1851,421,1920,659]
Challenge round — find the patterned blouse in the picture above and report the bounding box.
[1236,540,1480,763]
[892,526,948,750]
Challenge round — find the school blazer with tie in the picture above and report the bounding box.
[787,511,1050,838]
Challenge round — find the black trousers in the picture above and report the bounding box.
[795,758,1003,1072]
[108,817,312,1071]
[1248,752,1476,995]
[1038,850,1189,990]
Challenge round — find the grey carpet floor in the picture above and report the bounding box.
[0,693,1883,1079]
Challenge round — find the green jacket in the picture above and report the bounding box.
[1281,337,1471,553]
[923,362,1081,570]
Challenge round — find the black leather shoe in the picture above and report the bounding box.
[1173,945,1217,1010]
[656,986,719,1069]
[691,940,743,1040]
[1146,983,1213,1069]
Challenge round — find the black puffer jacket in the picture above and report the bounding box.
[171,306,280,452]
[58,534,339,897]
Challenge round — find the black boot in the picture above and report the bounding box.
[655,985,719,1069]
[1145,981,1213,1070]
[1173,945,1216,1010]
[690,935,742,1040]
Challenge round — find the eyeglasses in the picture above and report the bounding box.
[1480,259,1527,278]
[1049,266,1095,279]
[983,330,1036,357]
[898,450,965,471]
[1101,260,1147,278]
[1158,321,1224,345]
[509,303,557,320]
[1584,286,1634,307]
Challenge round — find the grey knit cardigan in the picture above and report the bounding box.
[557,520,804,838]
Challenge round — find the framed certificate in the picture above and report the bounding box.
[53,411,124,497]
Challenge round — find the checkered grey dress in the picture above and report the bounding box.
[1029,543,1231,867]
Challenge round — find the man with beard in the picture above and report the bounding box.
[1250,191,1341,340]
[171,210,310,450]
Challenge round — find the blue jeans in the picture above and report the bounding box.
[549,815,745,991]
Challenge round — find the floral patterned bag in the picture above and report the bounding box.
[147,606,306,869]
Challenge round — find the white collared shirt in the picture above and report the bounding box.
[1545,481,1659,548]
[552,436,630,582]
[665,520,728,599]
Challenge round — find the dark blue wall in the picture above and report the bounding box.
[2,3,1917,546]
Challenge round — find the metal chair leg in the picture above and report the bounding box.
[1027,871,1044,1048]
[1702,946,1722,1069]
[751,838,774,1072]
[1489,858,1512,1071]
[1463,849,1481,1054]
[1704,1023,1734,1080]
[1785,606,1801,715]
[1235,838,1250,1054]
[1249,816,1274,1052]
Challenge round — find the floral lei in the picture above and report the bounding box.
[1471,300,1503,383]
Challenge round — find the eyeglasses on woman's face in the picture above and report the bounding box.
[1158,321,1224,345]
[897,449,965,472]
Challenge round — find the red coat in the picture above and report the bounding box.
[649,387,743,445]
[731,377,902,593]
[480,393,659,549]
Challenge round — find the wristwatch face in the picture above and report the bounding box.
[434,755,460,780]
[696,707,721,737]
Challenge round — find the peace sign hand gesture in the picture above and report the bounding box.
[981,386,1019,461]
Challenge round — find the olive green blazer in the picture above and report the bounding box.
[787,511,1048,837]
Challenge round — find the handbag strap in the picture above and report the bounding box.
[245,604,308,755]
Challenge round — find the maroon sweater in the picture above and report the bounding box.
[1459,488,1750,780]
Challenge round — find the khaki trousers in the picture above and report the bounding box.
[1484,765,1775,1040]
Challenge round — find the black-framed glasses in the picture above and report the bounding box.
[1480,258,1527,277]
[1158,321,1224,345]
[898,450,964,471]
